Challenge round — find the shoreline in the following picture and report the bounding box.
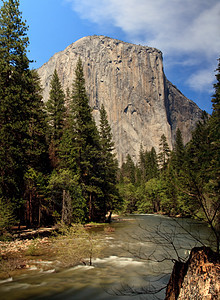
[0,219,120,280]
[0,213,201,280]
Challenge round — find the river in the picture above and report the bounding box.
[0,215,214,300]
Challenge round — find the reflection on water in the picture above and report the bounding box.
[0,215,214,300]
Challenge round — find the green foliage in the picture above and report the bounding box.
[0,1,49,227]
[25,238,40,256]
[99,104,122,216]
[60,58,105,222]
[118,145,159,214]
[117,181,138,213]
[170,103,220,252]
[48,169,86,224]
[0,198,14,234]
[46,69,66,140]
[209,58,220,217]
[158,134,171,169]
[53,223,104,266]
[1,1,218,243]
[0,2,122,226]
[120,154,136,184]
[25,70,49,173]
[24,167,48,226]
[212,58,220,116]
[46,69,66,169]
[144,178,168,213]
[0,0,31,206]
[171,128,185,175]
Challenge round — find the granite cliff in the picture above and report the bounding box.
[38,35,202,164]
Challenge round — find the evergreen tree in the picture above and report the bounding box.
[60,58,104,222]
[209,57,220,202]
[183,111,219,252]
[47,169,86,224]
[137,144,146,183]
[211,58,220,117]
[46,69,66,169]
[0,0,48,226]
[0,0,30,205]
[65,87,71,112]
[170,128,185,175]
[99,104,121,221]
[158,134,170,169]
[25,70,49,172]
[147,147,159,180]
[165,129,189,216]
[207,58,220,252]
[137,146,158,184]
[172,60,220,252]
[23,70,49,226]
[120,154,136,184]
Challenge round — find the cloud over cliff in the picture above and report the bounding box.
[65,0,220,93]
[67,0,219,56]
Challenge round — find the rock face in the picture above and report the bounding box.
[38,35,202,164]
[165,247,220,300]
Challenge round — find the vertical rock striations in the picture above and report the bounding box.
[38,35,202,164]
[164,79,202,145]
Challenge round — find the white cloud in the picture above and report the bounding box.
[65,0,220,93]
[187,68,215,93]
[66,0,220,56]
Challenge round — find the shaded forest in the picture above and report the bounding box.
[0,0,219,253]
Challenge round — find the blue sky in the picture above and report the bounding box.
[17,0,220,113]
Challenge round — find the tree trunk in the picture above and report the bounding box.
[38,200,41,227]
[89,193,93,221]
[62,189,66,223]
[62,190,72,225]
[107,211,112,223]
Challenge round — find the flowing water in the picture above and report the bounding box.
[0,215,214,300]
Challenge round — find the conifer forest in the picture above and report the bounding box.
[0,0,219,254]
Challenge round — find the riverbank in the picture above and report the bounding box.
[0,236,55,279]
[0,221,118,280]
[1,213,212,282]
[0,214,217,300]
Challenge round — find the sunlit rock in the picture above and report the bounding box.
[38,35,202,165]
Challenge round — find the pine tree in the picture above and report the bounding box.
[0,0,30,205]
[209,58,220,188]
[183,110,219,252]
[147,147,159,180]
[65,87,71,112]
[166,129,188,216]
[25,70,49,172]
[46,69,66,169]
[23,70,49,226]
[138,144,146,183]
[0,0,49,226]
[179,60,220,253]
[120,154,136,184]
[99,104,121,221]
[171,128,185,175]
[60,58,104,222]
[211,58,220,117]
[207,58,220,252]
[158,134,171,169]
[137,146,159,184]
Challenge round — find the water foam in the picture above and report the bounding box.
[93,256,145,267]
[0,277,13,284]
